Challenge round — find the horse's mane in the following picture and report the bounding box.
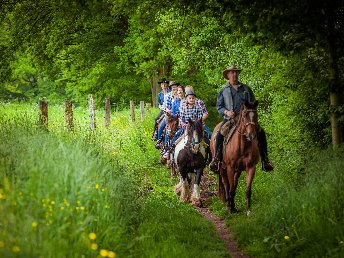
[239,100,258,113]
[186,118,203,143]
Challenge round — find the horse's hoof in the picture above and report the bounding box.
[191,198,202,207]
[174,187,182,196]
[180,196,189,202]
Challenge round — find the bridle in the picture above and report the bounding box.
[237,108,257,142]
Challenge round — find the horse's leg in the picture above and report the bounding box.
[174,175,183,195]
[191,168,203,207]
[220,168,231,208]
[228,168,237,213]
[180,167,189,202]
[245,166,256,215]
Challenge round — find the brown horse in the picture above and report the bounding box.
[210,100,259,214]
[164,114,180,176]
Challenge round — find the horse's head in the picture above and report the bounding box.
[166,115,179,138]
[238,100,259,142]
[186,118,204,154]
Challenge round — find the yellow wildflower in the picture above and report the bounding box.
[12,245,20,253]
[0,193,5,200]
[91,243,98,250]
[100,249,108,257]
[108,251,116,258]
[32,221,38,228]
[95,184,100,189]
[88,232,96,240]
[284,235,290,241]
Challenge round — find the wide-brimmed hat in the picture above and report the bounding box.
[169,81,178,87]
[222,64,242,80]
[185,89,197,98]
[158,78,169,84]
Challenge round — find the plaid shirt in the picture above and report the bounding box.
[197,99,208,115]
[163,92,177,111]
[179,103,203,128]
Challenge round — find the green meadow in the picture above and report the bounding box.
[0,103,343,258]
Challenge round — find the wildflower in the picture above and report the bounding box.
[0,241,4,248]
[32,221,38,228]
[284,235,290,241]
[108,251,116,258]
[91,243,98,250]
[95,184,100,189]
[100,249,108,257]
[12,245,20,253]
[88,232,97,240]
[0,193,5,200]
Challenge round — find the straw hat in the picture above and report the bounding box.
[222,64,242,80]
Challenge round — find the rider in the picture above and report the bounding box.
[152,78,170,140]
[162,84,184,147]
[156,81,179,148]
[183,85,212,145]
[161,88,203,162]
[209,64,274,172]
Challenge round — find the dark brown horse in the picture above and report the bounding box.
[173,118,206,206]
[210,100,259,214]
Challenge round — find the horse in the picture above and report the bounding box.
[173,118,206,206]
[210,100,259,215]
[164,114,180,177]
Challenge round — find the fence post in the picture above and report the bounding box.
[140,101,144,120]
[130,100,135,122]
[88,94,96,130]
[38,99,48,130]
[104,97,111,128]
[146,103,151,114]
[65,99,74,131]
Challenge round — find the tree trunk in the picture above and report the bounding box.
[327,2,343,147]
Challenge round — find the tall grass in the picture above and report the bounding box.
[0,102,229,258]
[208,147,344,258]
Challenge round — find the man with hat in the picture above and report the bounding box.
[156,81,179,148]
[152,78,170,140]
[209,64,274,172]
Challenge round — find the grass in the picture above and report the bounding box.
[207,146,344,258]
[0,102,229,258]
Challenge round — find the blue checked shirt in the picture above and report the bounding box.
[179,103,203,128]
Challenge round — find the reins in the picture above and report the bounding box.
[237,108,257,140]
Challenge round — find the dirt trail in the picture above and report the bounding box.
[196,170,251,258]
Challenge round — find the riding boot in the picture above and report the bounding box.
[161,144,175,164]
[209,133,224,173]
[155,138,162,149]
[257,128,274,172]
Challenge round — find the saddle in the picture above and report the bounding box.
[221,117,238,145]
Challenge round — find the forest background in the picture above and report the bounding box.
[1,0,344,150]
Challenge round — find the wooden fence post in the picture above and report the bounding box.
[130,100,135,122]
[88,94,96,130]
[38,99,48,130]
[140,101,144,120]
[104,97,111,128]
[65,100,73,131]
[146,103,151,113]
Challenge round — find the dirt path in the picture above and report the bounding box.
[196,170,252,258]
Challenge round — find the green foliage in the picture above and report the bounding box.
[0,103,229,257]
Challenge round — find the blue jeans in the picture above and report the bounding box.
[157,118,166,140]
